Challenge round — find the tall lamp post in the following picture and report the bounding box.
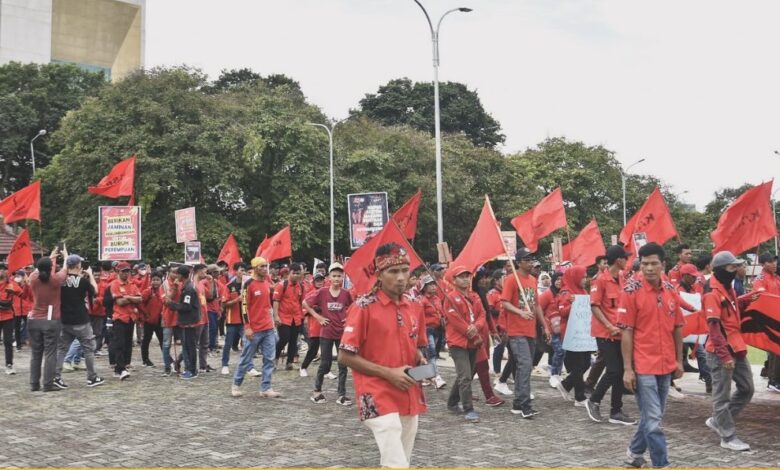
[413,0,472,244]
[621,158,646,225]
[29,129,46,178]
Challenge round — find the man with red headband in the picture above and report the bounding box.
[338,243,428,468]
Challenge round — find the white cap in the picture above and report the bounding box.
[328,262,344,273]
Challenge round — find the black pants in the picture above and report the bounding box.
[14,316,25,349]
[141,322,163,363]
[218,314,225,337]
[301,336,320,370]
[90,316,105,352]
[500,340,517,382]
[561,351,591,402]
[1,318,14,366]
[586,349,606,387]
[276,323,301,365]
[590,338,624,414]
[435,325,445,356]
[111,320,134,374]
[314,338,347,396]
[181,326,198,374]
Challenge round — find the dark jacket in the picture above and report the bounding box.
[166,281,201,327]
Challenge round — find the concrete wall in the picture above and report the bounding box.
[0,0,53,65]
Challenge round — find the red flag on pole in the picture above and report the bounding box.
[344,221,424,296]
[620,187,678,257]
[218,233,241,271]
[0,181,41,224]
[448,196,507,276]
[391,189,422,240]
[510,187,567,252]
[740,293,780,355]
[710,181,776,255]
[88,155,136,204]
[561,219,606,267]
[7,229,33,273]
[256,226,291,262]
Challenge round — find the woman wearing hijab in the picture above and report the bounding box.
[540,272,564,387]
[553,266,593,406]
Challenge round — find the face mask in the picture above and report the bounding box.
[713,266,737,287]
[14,276,22,283]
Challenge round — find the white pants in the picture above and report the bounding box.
[362,412,419,468]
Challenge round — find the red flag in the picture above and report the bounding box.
[0,181,41,224]
[391,189,421,240]
[255,235,269,257]
[6,229,33,273]
[449,196,507,276]
[344,221,424,295]
[256,226,291,262]
[682,310,707,337]
[88,156,136,203]
[218,233,241,271]
[511,187,567,252]
[710,181,776,255]
[741,293,780,355]
[620,187,678,257]
[561,219,606,267]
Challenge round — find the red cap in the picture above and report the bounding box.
[116,261,131,271]
[680,263,700,277]
[448,265,472,281]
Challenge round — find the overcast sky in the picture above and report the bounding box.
[145,0,780,210]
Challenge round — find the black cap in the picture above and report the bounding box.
[313,273,326,281]
[606,245,631,264]
[431,263,446,272]
[514,247,535,262]
[759,252,778,264]
[193,263,207,271]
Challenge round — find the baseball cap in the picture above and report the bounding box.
[712,251,741,268]
[420,274,435,287]
[606,245,631,264]
[449,265,472,279]
[328,262,344,273]
[65,254,83,267]
[758,252,778,264]
[206,264,220,273]
[679,263,701,277]
[431,263,446,272]
[116,262,131,271]
[313,273,326,281]
[250,257,268,268]
[514,247,535,261]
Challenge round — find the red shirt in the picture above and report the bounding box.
[272,280,304,326]
[223,279,243,325]
[245,277,274,332]
[161,278,179,328]
[90,272,116,318]
[307,287,353,340]
[340,290,427,420]
[141,286,164,325]
[203,278,222,314]
[444,288,487,349]
[110,278,141,323]
[133,273,150,292]
[618,278,684,375]
[703,277,746,354]
[752,269,780,295]
[195,279,209,326]
[668,262,683,286]
[590,269,624,339]
[500,273,538,338]
[486,288,505,330]
[0,280,22,322]
[421,292,442,328]
[304,287,323,338]
[14,283,32,318]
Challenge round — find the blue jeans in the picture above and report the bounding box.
[162,327,177,369]
[629,374,671,468]
[233,329,276,391]
[549,333,564,376]
[425,327,438,372]
[221,324,243,367]
[64,339,82,364]
[208,311,219,350]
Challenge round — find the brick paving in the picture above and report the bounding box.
[0,342,778,468]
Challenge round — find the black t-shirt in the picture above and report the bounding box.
[60,274,96,325]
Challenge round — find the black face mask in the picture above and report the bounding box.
[713,266,736,287]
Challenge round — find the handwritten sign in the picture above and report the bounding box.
[561,295,597,352]
[679,291,707,344]
[175,207,197,243]
[98,206,142,261]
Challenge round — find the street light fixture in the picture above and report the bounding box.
[29,129,46,178]
[413,0,472,244]
[621,158,646,226]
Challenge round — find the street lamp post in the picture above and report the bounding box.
[29,129,46,178]
[413,1,472,244]
[621,158,646,226]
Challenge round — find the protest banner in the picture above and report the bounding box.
[98,206,142,261]
[500,231,517,260]
[561,295,598,352]
[175,207,197,243]
[347,192,388,249]
[184,241,202,265]
[679,291,707,344]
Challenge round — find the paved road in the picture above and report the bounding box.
[0,342,778,468]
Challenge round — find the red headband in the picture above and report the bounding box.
[374,246,411,272]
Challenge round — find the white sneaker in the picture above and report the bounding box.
[247,368,261,377]
[494,380,513,396]
[5,365,15,375]
[530,392,535,400]
[434,375,446,389]
[119,370,130,381]
[231,384,243,397]
[62,362,75,373]
[721,437,750,451]
[220,366,229,375]
[549,375,560,388]
[668,387,685,399]
[72,362,87,371]
[574,399,587,407]
[299,368,308,377]
[260,389,281,398]
[325,372,337,380]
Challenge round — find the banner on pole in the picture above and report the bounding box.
[499,231,517,260]
[347,192,389,249]
[175,207,197,243]
[184,241,202,265]
[98,206,142,261]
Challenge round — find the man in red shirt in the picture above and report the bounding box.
[272,262,305,370]
[205,264,223,354]
[703,251,754,451]
[0,263,23,374]
[109,262,143,381]
[338,243,427,468]
[619,243,684,468]
[140,271,164,367]
[90,261,115,357]
[501,248,549,418]
[231,257,280,398]
[667,243,693,287]
[220,262,246,375]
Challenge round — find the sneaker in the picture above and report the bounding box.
[5,364,15,375]
[585,399,602,422]
[95,350,107,357]
[625,448,646,468]
[260,389,281,398]
[161,367,172,377]
[181,371,196,380]
[143,361,155,368]
[113,372,121,378]
[336,396,353,406]
[608,411,637,425]
[205,364,216,372]
[72,362,87,371]
[247,368,262,377]
[668,387,685,399]
[530,392,535,400]
[464,410,480,422]
[485,396,504,407]
[311,392,326,404]
[62,362,75,373]
[119,370,131,381]
[53,377,69,389]
[767,381,780,393]
[285,363,294,371]
[556,381,572,401]
[549,375,560,388]
[221,366,230,375]
[494,380,513,396]
[199,368,207,374]
[87,376,105,387]
[721,437,750,451]
[231,384,243,397]
[510,407,537,418]
[42,385,61,392]
[447,404,463,414]
[299,368,308,377]
[325,372,337,380]
[574,399,587,407]
[705,417,723,437]
[31,384,41,392]
[434,375,446,389]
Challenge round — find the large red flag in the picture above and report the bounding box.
[256,226,291,262]
[88,156,136,204]
[511,187,567,252]
[218,233,241,270]
[620,187,678,257]
[391,189,421,240]
[740,293,780,355]
[448,196,507,276]
[344,221,424,295]
[6,229,33,273]
[561,219,606,267]
[0,181,41,224]
[710,181,776,255]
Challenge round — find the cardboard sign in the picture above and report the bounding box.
[98,206,142,261]
[561,295,598,352]
[347,192,389,249]
[679,291,707,344]
[175,207,197,243]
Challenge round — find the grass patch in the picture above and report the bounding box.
[747,346,768,366]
